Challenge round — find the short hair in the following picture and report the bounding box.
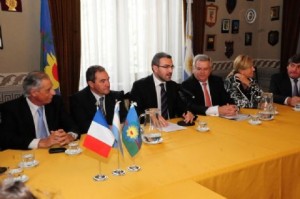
[151,52,172,67]
[288,54,300,64]
[0,181,37,199]
[233,54,253,72]
[86,65,106,83]
[23,71,49,97]
[192,54,212,68]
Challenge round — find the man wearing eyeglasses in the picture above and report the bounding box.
[269,54,300,106]
[130,52,195,125]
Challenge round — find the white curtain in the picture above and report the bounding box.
[80,0,184,92]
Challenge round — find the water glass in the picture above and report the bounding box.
[21,151,35,168]
[68,141,80,153]
[197,121,209,132]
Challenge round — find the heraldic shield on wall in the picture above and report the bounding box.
[226,0,236,14]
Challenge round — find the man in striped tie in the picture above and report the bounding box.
[130,52,196,126]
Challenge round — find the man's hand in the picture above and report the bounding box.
[218,104,238,116]
[38,129,75,148]
[182,111,196,123]
[287,96,300,107]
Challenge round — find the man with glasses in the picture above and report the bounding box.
[269,54,300,106]
[130,52,195,125]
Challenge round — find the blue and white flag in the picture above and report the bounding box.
[183,0,194,80]
[111,101,124,156]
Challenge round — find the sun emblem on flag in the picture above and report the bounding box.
[44,53,60,90]
[126,126,139,139]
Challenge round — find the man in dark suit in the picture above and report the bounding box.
[269,54,300,106]
[182,54,237,116]
[70,65,127,134]
[130,52,195,125]
[0,71,79,150]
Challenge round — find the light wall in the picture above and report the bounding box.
[0,1,283,73]
[0,0,40,73]
[204,0,283,61]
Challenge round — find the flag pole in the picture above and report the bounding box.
[93,159,108,181]
[112,149,126,176]
[128,157,141,172]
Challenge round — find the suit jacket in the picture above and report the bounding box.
[269,73,293,104]
[0,95,79,150]
[130,74,187,118]
[181,74,233,115]
[70,87,127,134]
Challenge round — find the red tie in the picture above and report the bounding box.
[202,82,212,107]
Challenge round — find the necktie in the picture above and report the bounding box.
[99,97,106,115]
[202,82,212,107]
[160,83,168,119]
[37,107,48,139]
[294,79,299,97]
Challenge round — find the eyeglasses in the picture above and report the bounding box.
[158,65,175,69]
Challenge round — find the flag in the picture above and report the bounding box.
[83,109,115,158]
[40,0,60,93]
[122,103,142,157]
[183,0,194,80]
[111,101,124,156]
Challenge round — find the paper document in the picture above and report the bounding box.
[162,122,187,132]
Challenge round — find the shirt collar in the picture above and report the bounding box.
[153,74,166,87]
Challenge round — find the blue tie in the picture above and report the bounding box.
[37,107,48,139]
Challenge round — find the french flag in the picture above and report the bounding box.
[83,109,115,158]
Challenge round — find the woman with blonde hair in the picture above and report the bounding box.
[224,54,263,108]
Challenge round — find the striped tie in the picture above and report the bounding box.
[99,97,106,115]
[160,83,168,119]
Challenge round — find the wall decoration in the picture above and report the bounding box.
[221,19,230,33]
[231,20,239,34]
[206,34,216,51]
[0,0,22,12]
[270,6,280,21]
[225,41,234,59]
[245,8,256,24]
[268,31,279,46]
[226,0,237,14]
[245,32,252,46]
[0,26,3,49]
[205,4,218,27]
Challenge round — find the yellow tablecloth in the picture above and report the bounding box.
[0,104,299,199]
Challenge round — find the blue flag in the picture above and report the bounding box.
[122,103,142,157]
[40,0,60,93]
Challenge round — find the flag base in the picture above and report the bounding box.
[127,165,141,172]
[112,169,126,176]
[93,174,108,181]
